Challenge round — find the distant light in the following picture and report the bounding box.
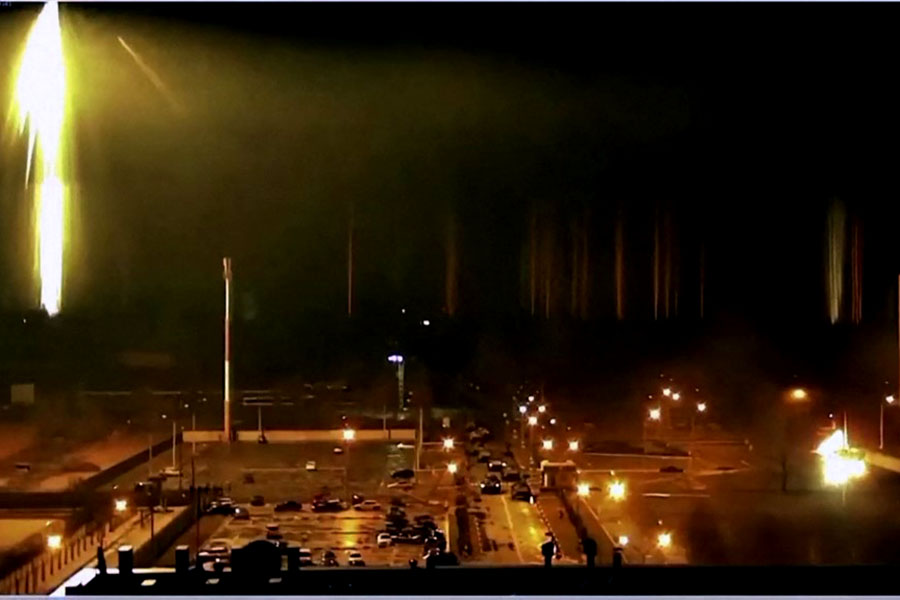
[648,407,661,421]
[662,388,672,397]
[443,438,454,450]
[671,392,681,401]
[422,320,430,326]
[608,480,626,501]
[657,532,672,549]
[343,429,355,441]
[401,308,406,314]
[576,482,590,497]
[617,535,629,547]
[447,462,458,474]
[388,354,404,364]
[549,418,557,425]
[115,499,128,513]
[528,416,538,426]
[538,405,546,414]
[887,395,896,405]
[697,402,707,413]
[183,403,189,409]
[47,534,62,550]
[519,405,527,414]
[568,440,579,452]
[791,388,808,401]
[161,414,167,420]
[542,439,553,450]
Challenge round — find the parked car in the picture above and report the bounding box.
[265,523,282,540]
[354,499,381,511]
[348,551,365,566]
[206,499,235,515]
[321,550,338,567]
[511,482,534,502]
[392,528,423,544]
[305,461,317,471]
[390,497,406,507]
[502,470,521,482]
[313,498,346,512]
[251,495,265,506]
[660,465,684,473]
[477,451,492,464]
[391,468,415,479]
[413,514,435,524]
[274,500,302,512]
[377,532,393,548]
[333,446,344,455]
[232,506,250,520]
[351,493,365,505]
[298,548,314,567]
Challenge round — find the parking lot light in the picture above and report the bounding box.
[617,535,629,547]
[671,392,681,401]
[542,439,553,451]
[443,438,454,450]
[47,535,62,550]
[115,498,128,513]
[538,405,547,414]
[697,402,707,413]
[448,462,458,474]
[657,532,672,549]
[648,407,661,421]
[528,416,538,426]
[662,388,672,397]
[528,395,535,402]
[577,482,590,497]
[343,428,355,441]
[519,405,527,414]
[608,480,626,501]
[568,440,579,451]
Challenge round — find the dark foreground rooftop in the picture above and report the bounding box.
[66,564,900,596]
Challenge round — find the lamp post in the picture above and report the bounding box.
[388,354,405,414]
[881,395,895,450]
[343,428,355,501]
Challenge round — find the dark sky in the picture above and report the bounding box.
[2,2,900,330]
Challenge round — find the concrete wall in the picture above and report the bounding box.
[133,506,193,567]
[184,429,416,443]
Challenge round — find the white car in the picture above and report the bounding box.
[376,532,392,548]
[354,500,382,511]
[396,443,414,449]
[162,466,182,478]
[305,461,317,471]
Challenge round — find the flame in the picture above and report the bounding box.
[14,2,67,315]
[816,429,867,487]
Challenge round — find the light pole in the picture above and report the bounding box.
[881,395,895,450]
[388,354,405,415]
[576,482,590,521]
[343,428,355,501]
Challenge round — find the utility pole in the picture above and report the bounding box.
[171,420,177,471]
[223,258,232,443]
[416,405,423,472]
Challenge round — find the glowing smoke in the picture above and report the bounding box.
[826,198,846,324]
[13,2,67,315]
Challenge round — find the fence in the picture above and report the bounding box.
[0,520,112,595]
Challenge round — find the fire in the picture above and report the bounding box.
[14,2,67,315]
[816,429,867,487]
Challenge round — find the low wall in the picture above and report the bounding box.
[183,429,416,443]
[864,450,900,473]
[133,506,193,567]
[78,436,178,491]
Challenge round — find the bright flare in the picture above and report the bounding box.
[657,532,672,549]
[576,482,590,497]
[342,428,355,441]
[14,2,67,315]
[648,407,661,421]
[697,402,707,413]
[447,462,458,474]
[816,429,846,457]
[617,535,629,547]
[608,480,626,501]
[542,439,553,450]
[115,499,128,513]
[568,440,579,451]
[443,438,454,450]
[816,429,867,487]
[47,534,62,550]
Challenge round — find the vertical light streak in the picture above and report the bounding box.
[663,209,672,319]
[850,217,862,324]
[826,199,846,324]
[614,208,624,320]
[14,2,67,315]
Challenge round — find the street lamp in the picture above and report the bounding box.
[608,480,626,501]
[343,428,356,441]
[115,499,128,513]
[528,416,538,426]
[617,535,629,547]
[448,462,458,474]
[528,395,535,403]
[662,388,672,397]
[443,438,454,450]
[542,439,553,451]
[568,440,579,452]
[881,395,896,450]
[657,532,672,549]
[671,392,681,401]
[549,418,557,425]
[519,405,527,414]
[648,407,661,421]
[577,482,590,497]
[696,402,707,413]
[538,405,547,414]
[47,534,62,550]
[791,388,807,401]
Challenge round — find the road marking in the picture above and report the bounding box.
[500,495,524,564]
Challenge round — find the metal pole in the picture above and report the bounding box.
[224,258,232,443]
[416,406,423,472]
[192,411,196,456]
[881,402,885,450]
[192,454,199,552]
[397,362,405,413]
[172,420,177,470]
[148,433,153,479]
[258,406,262,435]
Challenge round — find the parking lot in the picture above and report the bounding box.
[199,499,450,568]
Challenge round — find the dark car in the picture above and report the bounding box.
[274,500,302,512]
[250,495,265,506]
[477,451,492,464]
[413,514,435,525]
[487,459,507,473]
[511,483,534,502]
[232,506,250,520]
[313,498,346,512]
[391,468,415,480]
[390,497,406,507]
[502,470,521,482]
[393,528,423,544]
[660,465,684,473]
[322,550,339,567]
[206,499,235,515]
[480,476,502,494]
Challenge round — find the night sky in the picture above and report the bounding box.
[2,2,900,332]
